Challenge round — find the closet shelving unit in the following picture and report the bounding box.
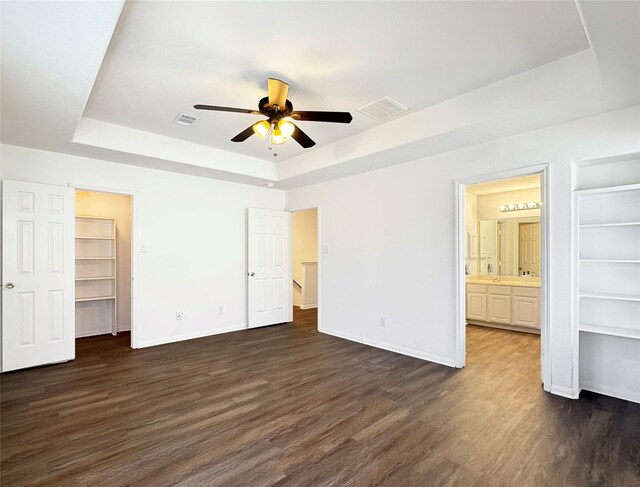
[575,184,640,341]
[75,216,117,336]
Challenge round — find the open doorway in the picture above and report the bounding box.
[291,208,318,330]
[457,168,549,389]
[74,189,133,350]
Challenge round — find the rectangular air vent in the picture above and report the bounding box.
[174,113,198,126]
[357,96,408,120]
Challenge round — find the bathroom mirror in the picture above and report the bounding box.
[478,216,540,276]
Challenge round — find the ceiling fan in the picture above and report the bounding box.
[194,78,352,149]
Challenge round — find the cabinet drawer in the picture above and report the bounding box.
[466,283,486,294]
[488,285,511,296]
[512,286,539,298]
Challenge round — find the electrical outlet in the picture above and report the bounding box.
[379,315,386,327]
[218,305,224,314]
[176,311,183,320]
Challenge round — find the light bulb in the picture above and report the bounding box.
[252,120,270,139]
[278,120,295,137]
[508,204,517,211]
[271,127,285,145]
[527,201,537,208]
[499,205,507,212]
[517,203,526,209]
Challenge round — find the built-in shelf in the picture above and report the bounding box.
[75,276,115,281]
[579,222,640,229]
[580,259,640,264]
[579,291,640,302]
[75,216,117,336]
[75,257,115,260]
[579,323,640,340]
[75,296,116,303]
[75,236,115,240]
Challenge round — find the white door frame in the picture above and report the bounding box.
[288,204,322,330]
[68,183,139,349]
[455,164,551,391]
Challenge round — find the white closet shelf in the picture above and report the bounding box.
[579,222,640,228]
[75,276,116,281]
[579,259,640,264]
[75,257,115,260]
[75,296,116,302]
[579,291,640,302]
[75,236,115,240]
[579,323,640,340]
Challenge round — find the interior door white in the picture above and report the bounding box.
[247,208,291,328]
[2,180,75,372]
[519,222,540,275]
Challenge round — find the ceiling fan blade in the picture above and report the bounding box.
[290,111,353,124]
[267,78,289,109]
[194,104,261,115]
[290,123,316,148]
[230,124,256,143]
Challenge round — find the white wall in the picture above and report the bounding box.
[76,190,132,332]
[292,209,317,308]
[1,144,285,347]
[286,105,640,396]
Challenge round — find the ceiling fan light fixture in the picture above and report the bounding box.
[252,120,270,139]
[271,127,285,145]
[278,120,295,137]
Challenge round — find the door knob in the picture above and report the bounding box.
[249,272,255,277]
[5,282,15,289]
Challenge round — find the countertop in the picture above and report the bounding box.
[466,277,541,288]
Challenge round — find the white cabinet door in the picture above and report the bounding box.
[247,208,292,328]
[487,294,511,324]
[2,180,75,372]
[466,292,486,321]
[512,296,539,328]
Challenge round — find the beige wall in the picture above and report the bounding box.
[292,208,318,287]
[76,190,132,329]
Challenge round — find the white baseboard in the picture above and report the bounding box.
[319,326,457,368]
[580,381,640,404]
[299,304,317,310]
[550,384,579,399]
[135,324,247,349]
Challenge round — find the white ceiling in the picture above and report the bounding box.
[466,174,541,196]
[83,1,589,162]
[1,1,639,188]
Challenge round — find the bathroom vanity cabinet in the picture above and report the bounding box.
[466,282,540,332]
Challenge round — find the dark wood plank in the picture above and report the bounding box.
[1,312,638,486]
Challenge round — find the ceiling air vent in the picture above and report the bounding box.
[174,113,198,126]
[357,96,408,121]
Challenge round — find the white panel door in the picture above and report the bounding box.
[247,208,291,328]
[519,223,540,275]
[2,180,75,372]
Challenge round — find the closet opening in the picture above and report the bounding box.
[456,167,550,389]
[75,189,133,350]
[291,208,319,331]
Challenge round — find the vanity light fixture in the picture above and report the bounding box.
[499,201,541,212]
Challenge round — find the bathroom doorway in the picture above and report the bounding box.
[456,166,550,389]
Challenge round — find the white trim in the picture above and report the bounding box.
[135,324,247,349]
[454,163,552,389]
[580,381,640,404]
[288,204,322,329]
[320,326,457,368]
[299,304,318,310]
[68,182,139,349]
[574,182,640,195]
[550,384,580,399]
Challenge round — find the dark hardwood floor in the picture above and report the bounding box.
[2,309,638,486]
